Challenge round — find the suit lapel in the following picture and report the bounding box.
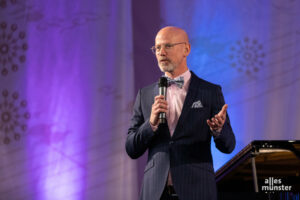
[172,71,201,138]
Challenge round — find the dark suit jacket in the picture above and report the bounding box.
[126,71,236,200]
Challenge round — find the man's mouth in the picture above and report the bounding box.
[160,59,169,63]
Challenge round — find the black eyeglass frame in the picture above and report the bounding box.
[150,42,186,54]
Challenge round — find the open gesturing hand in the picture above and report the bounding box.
[207,104,228,133]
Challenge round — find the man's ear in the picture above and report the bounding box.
[184,43,191,57]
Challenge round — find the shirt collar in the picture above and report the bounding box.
[164,70,191,89]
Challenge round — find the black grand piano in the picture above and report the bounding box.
[216,140,300,200]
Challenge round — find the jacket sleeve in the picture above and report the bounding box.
[125,89,156,159]
[212,86,236,154]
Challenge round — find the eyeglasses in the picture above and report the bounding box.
[150,42,186,54]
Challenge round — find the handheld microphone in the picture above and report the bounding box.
[158,77,168,124]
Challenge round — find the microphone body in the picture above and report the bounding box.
[158,77,168,124]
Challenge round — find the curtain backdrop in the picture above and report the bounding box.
[0,0,137,199]
[1,0,300,199]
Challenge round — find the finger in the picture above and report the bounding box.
[153,108,162,115]
[212,117,223,129]
[155,98,168,105]
[211,116,221,126]
[153,106,168,114]
[156,104,168,111]
[157,100,168,105]
[154,102,168,109]
[207,119,216,128]
[214,115,224,126]
[155,95,166,100]
[155,109,168,114]
[154,103,168,110]
[212,117,222,127]
[153,103,167,111]
[219,104,228,116]
[208,119,221,131]
[207,119,213,127]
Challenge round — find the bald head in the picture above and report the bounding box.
[154,26,191,78]
[155,26,189,44]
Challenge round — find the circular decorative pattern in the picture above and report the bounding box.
[0,89,30,144]
[229,37,265,76]
[0,22,28,76]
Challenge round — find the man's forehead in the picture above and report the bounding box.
[155,37,173,44]
[155,33,180,44]
[155,27,188,44]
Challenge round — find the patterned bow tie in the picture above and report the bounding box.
[166,76,184,88]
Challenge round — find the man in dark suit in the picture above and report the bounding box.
[126,26,236,200]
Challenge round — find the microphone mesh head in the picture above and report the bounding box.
[158,77,168,87]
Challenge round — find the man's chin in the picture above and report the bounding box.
[158,64,175,73]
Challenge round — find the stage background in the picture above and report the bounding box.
[0,0,299,199]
